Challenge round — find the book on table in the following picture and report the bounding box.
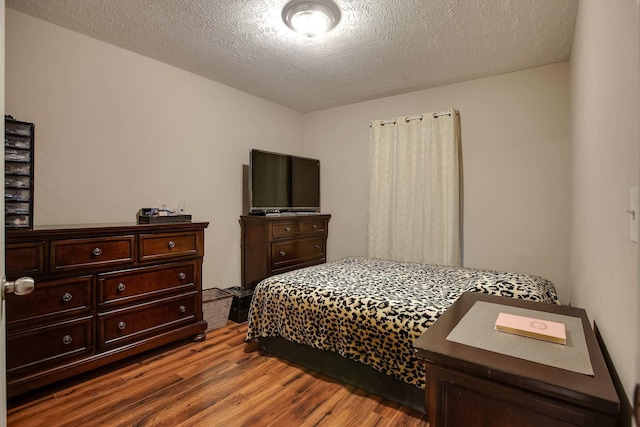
[495,312,567,344]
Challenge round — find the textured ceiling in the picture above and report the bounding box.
[6,0,578,113]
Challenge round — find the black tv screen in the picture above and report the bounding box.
[250,149,320,213]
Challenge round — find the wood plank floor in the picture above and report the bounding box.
[7,322,429,426]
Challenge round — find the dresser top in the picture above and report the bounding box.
[6,221,209,240]
[240,213,331,222]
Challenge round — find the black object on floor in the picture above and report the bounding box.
[226,286,254,323]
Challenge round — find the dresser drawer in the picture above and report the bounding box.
[51,236,135,272]
[6,276,93,325]
[271,222,302,239]
[98,293,198,350]
[98,262,197,308]
[139,232,199,262]
[271,238,325,269]
[5,241,45,278]
[6,316,94,374]
[300,220,326,234]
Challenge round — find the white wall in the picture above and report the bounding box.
[570,0,640,408]
[5,9,304,289]
[304,62,572,302]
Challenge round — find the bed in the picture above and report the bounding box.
[246,257,559,412]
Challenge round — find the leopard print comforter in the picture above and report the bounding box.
[246,257,558,390]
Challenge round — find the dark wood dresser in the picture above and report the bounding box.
[240,214,330,289]
[5,222,209,397]
[413,292,619,427]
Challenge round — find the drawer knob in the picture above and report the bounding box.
[315,245,320,249]
[178,272,187,280]
[284,227,291,232]
[167,240,176,249]
[62,335,72,345]
[117,283,126,292]
[279,251,286,257]
[312,224,317,229]
[118,321,126,330]
[93,247,102,256]
[62,292,73,302]
[179,305,187,313]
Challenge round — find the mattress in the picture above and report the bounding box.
[246,256,558,389]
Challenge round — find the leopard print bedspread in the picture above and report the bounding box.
[246,257,558,390]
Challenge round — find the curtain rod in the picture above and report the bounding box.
[370,110,453,127]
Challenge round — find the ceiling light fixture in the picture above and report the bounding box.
[282,0,341,37]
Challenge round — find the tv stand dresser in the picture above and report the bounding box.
[5,222,208,397]
[240,214,330,289]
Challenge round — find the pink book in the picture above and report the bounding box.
[495,312,566,344]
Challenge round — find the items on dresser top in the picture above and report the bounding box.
[137,207,192,224]
[5,222,208,397]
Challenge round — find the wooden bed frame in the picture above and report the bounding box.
[257,336,426,413]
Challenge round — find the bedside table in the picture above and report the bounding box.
[413,292,619,427]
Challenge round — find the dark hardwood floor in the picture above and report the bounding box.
[7,322,429,426]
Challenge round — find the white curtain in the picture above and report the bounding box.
[367,109,461,266]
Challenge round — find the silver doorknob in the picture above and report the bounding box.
[3,276,35,296]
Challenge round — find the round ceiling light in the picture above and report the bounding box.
[282,0,341,37]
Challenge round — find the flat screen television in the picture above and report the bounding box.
[249,149,320,214]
